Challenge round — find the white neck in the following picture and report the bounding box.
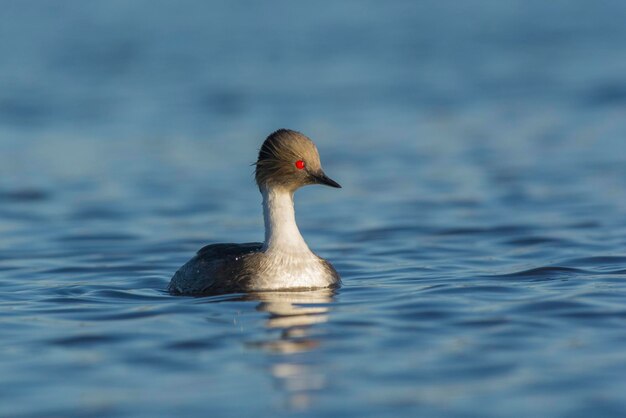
[261,187,312,254]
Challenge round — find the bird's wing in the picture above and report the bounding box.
[196,242,263,259]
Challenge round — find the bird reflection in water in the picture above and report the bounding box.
[244,288,335,411]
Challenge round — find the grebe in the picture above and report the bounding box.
[168,129,341,296]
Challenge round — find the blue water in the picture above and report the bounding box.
[2,1,626,417]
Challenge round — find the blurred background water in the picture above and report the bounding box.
[1,1,626,417]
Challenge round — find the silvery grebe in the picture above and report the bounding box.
[168,129,341,296]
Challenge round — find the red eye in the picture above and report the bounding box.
[295,160,305,170]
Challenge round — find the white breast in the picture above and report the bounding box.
[250,251,334,290]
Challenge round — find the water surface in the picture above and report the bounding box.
[2,1,626,417]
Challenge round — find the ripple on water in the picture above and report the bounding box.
[49,333,127,347]
[55,232,141,242]
[485,266,589,280]
[0,188,51,202]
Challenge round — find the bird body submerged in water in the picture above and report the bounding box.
[168,129,341,296]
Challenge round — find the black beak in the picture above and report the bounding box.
[311,171,342,188]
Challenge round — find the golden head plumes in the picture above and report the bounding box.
[255,129,340,191]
